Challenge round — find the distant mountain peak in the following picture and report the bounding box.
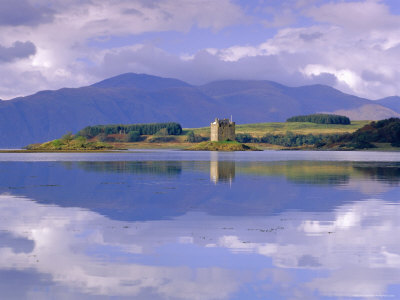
[200,79,285,97]
[376,96,400,113]
[379,96,400,101]
[1,72,400,147]
[91,73,191,91]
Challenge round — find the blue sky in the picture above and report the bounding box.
[1,0,400,100]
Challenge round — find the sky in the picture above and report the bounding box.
[1,0,400,100]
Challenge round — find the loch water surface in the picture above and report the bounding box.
[1,150,400,299]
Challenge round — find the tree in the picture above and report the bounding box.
[61,132,74,143]
[124,131,141,142]
[155,128,168,136]
[186,131,205,143]
[235,133,253,143]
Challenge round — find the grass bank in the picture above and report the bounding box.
[188,141,260,151]
[189,121,369,138]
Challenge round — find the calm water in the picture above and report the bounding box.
[1,150,400,299]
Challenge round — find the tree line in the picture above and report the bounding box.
[287,114,351,125]
[78,122,183,138]
[235,132,335,147]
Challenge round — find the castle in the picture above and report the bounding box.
[210,118,235,142]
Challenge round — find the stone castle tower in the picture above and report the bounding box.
[210,118,235,142]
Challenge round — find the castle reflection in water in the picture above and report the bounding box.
[210,152,235,184]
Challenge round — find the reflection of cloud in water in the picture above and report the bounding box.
[215,199,400,298]
[337,178,392,194]
[0,195,239,300]
[1,194,400,298]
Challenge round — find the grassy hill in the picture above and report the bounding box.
[320,118,400,150]
[190,120,369,138]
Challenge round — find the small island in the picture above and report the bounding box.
[17,115,400,152]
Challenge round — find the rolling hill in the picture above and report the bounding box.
[0,73,399,147]
[377,96,400,113]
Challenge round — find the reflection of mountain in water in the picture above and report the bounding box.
[0,160,399,222]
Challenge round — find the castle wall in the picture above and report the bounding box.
[210,118,235,141]
[210,123,219,141]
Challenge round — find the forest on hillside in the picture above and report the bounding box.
[322,118,400,149]
[287,114,351,125]
[77,122,183,142]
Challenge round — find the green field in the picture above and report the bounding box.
[188,121,369,137]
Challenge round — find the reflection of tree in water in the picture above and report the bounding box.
[237,162,351,186]
[353,162,400,184]
[236,161,400,186]
[288,174,350,185]
[264,162,400,186]
[69,161,182,176]
[279,165,350,185]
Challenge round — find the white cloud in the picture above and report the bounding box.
[306,0,400,32]
[71,0,400,100]
[0,0,247,99]
[84,25,372,97]
[1,0,400,101]
[302,64,361,90]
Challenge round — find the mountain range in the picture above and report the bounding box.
[1,73,400,147]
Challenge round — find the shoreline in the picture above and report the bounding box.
[0,149,123,153]
[1,143,400,153]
